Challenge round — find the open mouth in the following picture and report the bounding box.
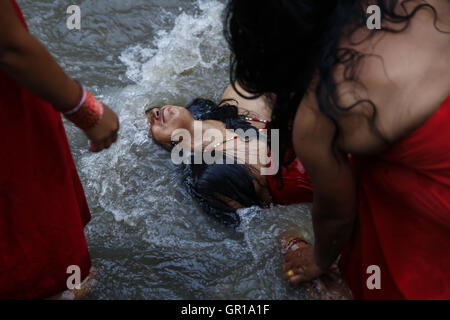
[145,105,159,115]
[145,105,173,125]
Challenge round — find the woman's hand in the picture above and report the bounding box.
[84,104,119,152]
[283,245,325,286]
[279,233,353,299]
[282,244,353,299]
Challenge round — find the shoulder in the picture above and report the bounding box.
[221,83,273,121]
[331,0,450,152]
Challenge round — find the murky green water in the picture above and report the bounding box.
[18,0,314,299]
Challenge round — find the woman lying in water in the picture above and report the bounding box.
[146,84,353,299]
[147,83,313,226]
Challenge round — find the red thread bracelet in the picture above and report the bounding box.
[281,237,308,254]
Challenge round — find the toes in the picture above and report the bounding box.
[73,276,96,300]
[89,266,99,280]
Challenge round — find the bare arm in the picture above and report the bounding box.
[284,99,357,284]
[0,0,80,110]
[0,0,119,152]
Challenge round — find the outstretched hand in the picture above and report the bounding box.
[84,104,119,152]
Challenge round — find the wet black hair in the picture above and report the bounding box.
[224,0,443,162]
[182,153,260,227]
[186,98,256,132]
[181,98,264,227]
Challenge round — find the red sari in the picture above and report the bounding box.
[267,147,313,205]
[0,0,91,299]
[340,96,450,299]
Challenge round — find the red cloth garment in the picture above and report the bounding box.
[340,95,450,299]
[267,147,314,204]
[0,0,91,299]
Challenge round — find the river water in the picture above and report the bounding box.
[18,0,315,299]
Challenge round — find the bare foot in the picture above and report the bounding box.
[48,266,98,300]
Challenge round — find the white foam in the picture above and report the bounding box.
[79,0,229,227]
[119,0,228,106]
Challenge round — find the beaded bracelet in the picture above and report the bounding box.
[62,82,104,131]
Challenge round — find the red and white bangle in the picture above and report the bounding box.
[281,237,308,254]
[62,81,86,116]
[62,82,104,131]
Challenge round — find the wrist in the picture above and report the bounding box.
[53,79,84,112]
[59,80,85,115]
[281,237,308,254]
[313,246,332,272]
[62,83,104,131]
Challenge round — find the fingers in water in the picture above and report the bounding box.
[89,132,120,152]
[284,269,294,279]
[103,137,113,149]
[283,262,293,273]
[90,140,105,152]
[89,141,96,152]
[284,250,302,265]
[289,274,305,286]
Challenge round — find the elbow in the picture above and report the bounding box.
[0,44,18,69]
[0,47,15,68]
[0,32,31,69]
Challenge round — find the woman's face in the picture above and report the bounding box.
[147,105,194,146]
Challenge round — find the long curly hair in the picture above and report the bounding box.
[224,0,442,161]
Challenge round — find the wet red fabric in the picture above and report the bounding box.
[340,96,450,299]
[0,0,91,299]
[267,147,313,205]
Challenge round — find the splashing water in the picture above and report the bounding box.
[19,0,315,299]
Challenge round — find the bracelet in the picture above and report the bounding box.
[62,81,86,116]
[281,237,308,254]
[63,89,104,131]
